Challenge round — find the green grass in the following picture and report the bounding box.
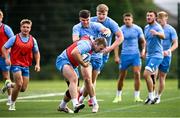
[0,79,180,117]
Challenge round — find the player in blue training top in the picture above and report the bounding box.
[143,11,165,104]
[2,19,40,111]
[78,4,124,110]
[153,11,178,104]
[113,12,146,103]
[72,9,111,113]
[56,36,106,113]
[0,10,15,105]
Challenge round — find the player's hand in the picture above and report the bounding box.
[81,61,89,68]
[5,58,11,66]
[103,28,111,37]
[101,47,111,54]
[114,56,120,64]
[163,49,171,56]
[150,29,158,36]
[35,64,40,72]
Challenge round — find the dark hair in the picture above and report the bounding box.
[147,10,157,17]
[79,10,90,18]
[123,12,133,18]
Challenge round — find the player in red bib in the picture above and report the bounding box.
[2,19,40,111]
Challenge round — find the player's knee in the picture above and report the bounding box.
[134,71,140,77]
[16,83,23,90]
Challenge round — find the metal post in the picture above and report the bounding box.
[178,3,180,89]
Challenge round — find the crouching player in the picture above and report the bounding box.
[56,36,106,113]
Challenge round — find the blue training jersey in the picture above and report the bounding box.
[72,22,105,39]
[4,24,14,38]
[144,22,164,58]
[91,16,121,47]
[72,21,106,60]
[91,16,122,60]
[121,24,144,55]
[4,34,39,53]
[57,40,92,62]
[162,24,178,53]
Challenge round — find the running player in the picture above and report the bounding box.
[2,19,41,110]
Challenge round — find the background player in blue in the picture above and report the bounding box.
[2,19,40,110]
[143,11,165,104]
[78,4,124,107]
[0,10,15,106]
[56,36,107,113]
[153,11,178,104]
[72,9,111,113]
[113,12,146,103]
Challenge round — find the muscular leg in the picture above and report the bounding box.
[62,65,78,104]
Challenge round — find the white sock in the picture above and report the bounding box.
[7,82,12,88]
[157,94,161,99]
[79,96,85,103]
[116,90,122,97]
[91,96,98,105]
[134,91,140,98]
[8,95,11,100]
[71,98,78,108]
[10,100,15,105]
[148,92,154,100]
[59,99,67,108]
[80,86,85,94]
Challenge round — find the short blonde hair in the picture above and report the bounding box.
[20,19,32,26]
[157,11,168,19]
[96,4,109,13]
[0,10,4,18]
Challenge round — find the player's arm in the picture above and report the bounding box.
[33,38,40,72]
[4,25,14,38]
[164,39,178,56]
[114,45,120,64]
[72,35,79,42]
[72,25,80,42]
[108,31,124,52]
[71,47,88,67]
[1,36,16,65]
[34,51,40,72]
[150,29,165,39]
[140,37,146,58]
[169,39,178,52]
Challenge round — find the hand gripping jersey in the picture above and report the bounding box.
[66,36,92,67]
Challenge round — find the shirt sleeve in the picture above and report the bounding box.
[170,27,178,41]
[109,20,120,34]
[4,36,16,49]
[4,25,14,38]
[94,22,106,32]
[33,38,39,53]
[72,24,80,36]
[77,40,91,54]
[137,26,145,39]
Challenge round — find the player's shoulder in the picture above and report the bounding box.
[133,24,143,31]
[90,16,98,21]
[73,23,81,29]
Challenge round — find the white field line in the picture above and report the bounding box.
[76,96,180,117]
[0,93,64,102]
[0,92,104,102]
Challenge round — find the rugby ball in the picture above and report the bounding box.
[82,53,91,62]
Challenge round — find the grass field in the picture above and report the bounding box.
[0,79,180,117]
